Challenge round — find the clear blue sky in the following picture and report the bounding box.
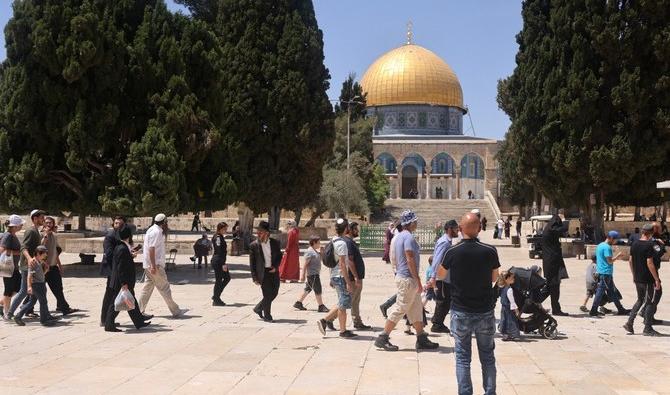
[0,1,522,139]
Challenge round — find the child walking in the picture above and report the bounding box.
[14,245,58,326]
[497,270,520,341]
[293,236,328,312]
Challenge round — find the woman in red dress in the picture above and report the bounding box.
[279,220,300,281]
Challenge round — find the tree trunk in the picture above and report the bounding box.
[634,206,641,221]
[591,191,605,243]
[305,208,325,227]
[237,202,255,252]
[611,206,616,221]
[293,207,302,226]
[78,213,87,231]
[268,206,281,231]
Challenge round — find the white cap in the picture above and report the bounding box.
[30,209,46,218]
[154,213,167,223]
[470,209,481,215]
[286,219,296,227]
[8,214,25,227]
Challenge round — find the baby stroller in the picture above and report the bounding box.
[509,266,559,339]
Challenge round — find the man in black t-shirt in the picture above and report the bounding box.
[345,222,371,330]
[437,213,500,395]
[624,224,662,336]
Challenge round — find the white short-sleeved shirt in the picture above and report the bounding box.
[330,237,348,278]
[143,224,166,268]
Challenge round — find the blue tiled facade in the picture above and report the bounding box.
[370,104,464,136]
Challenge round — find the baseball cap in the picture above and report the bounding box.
[30,209,46,219]
[154,213,167,223]
[642,223,654,232]
[8,214,25,227]
[400,210,418,226]
[36,245,48,253]
[607,230,619,239]
[444,219,459,229]
[286,219,296,227]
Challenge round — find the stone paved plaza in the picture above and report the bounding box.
[1,233,669,395]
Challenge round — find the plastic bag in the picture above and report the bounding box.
[0,253,15,278]
[114,288,135,312]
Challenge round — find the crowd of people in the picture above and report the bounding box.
[1,207,667,395]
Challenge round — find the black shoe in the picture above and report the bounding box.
[353,322,372,330]
[212,299,226,307]
[41,321,57,327]
[317,319,327,335]
[623,322,634,334]
[339,330,357,338]
[317,304,329,313]
[293,301,307,311]
[599,306,613,314]
[651,319,664,325]
[136,321,151,329]
[60,308,80,316]
[643,328,661,337]
[253,306,263,320]
[14,317,25,326]
[404,329,415,335]
[416,333,439,350]
[375,334,399,351]
[589,311,605,317]
[45,315,61,322]
[325,320,336,331]
[617,309,631,316]
[263,315,273,322]
[197,265,202,269]
[553,311,569,316]
[430,324,450,334]
[142,314,154,321]
[379,304,389,319]
[105,326,122,332]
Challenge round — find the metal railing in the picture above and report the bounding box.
[359,225,442,251]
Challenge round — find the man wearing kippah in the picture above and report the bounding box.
[589,231,630,317]
[138,214,187,318]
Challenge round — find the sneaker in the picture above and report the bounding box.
[317,319,327,336]
[339,330,357,338]
[623,322,634,334]
[416,333,439,350]
[553,311,569,316]
[579,305,588,313]
[643,328,661,337]
[599,306,613,314]
[430,324,450,333]
[14,317,25,326]
[293,301,307,311]
[212,299,226,307]
[379,304,389,319]
[589,311,605,317]
[317,304,329,313]
[353,322,372,330]
[172,308,189,318]
[374,334,399,351]
[616,309,631,316]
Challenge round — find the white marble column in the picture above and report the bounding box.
[425,165,431,199]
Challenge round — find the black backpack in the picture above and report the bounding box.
[323,237,342,268]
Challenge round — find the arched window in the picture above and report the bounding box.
[431,153,455,175]
[401,153,426,174]
[460,153,484,180]
[375,153,397,174]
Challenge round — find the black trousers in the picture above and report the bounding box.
[629,282,662,328]
[431,280,451,326]
[547,280,562,313]
[212,262,231,301]
[45,268,70,312]
[101,277,115,324]
[255,269,279,318]
[105,287,144,329]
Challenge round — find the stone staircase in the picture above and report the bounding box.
[383,198,498,225]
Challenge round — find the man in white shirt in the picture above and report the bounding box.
[138,214,186,317]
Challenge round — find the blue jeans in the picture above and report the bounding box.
[8,270,28,315]
[590,274,624,314]
[330,277,351,309]
[451,309,496,395]
[15,282,50,323]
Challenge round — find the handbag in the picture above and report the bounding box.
[0,252,15,278]
[558,265,569,280]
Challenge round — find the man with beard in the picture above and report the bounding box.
[541,214,569,316]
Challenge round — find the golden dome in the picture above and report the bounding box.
[360,44,464,109]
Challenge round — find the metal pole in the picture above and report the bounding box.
[347,100,351,170]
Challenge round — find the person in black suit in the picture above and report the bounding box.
[104,225,150,332]
[250,221,283,322]
[100,216,124,326]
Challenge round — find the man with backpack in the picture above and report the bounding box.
[317,218,357,338]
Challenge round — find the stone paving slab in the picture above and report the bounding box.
[1,231,669,394]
